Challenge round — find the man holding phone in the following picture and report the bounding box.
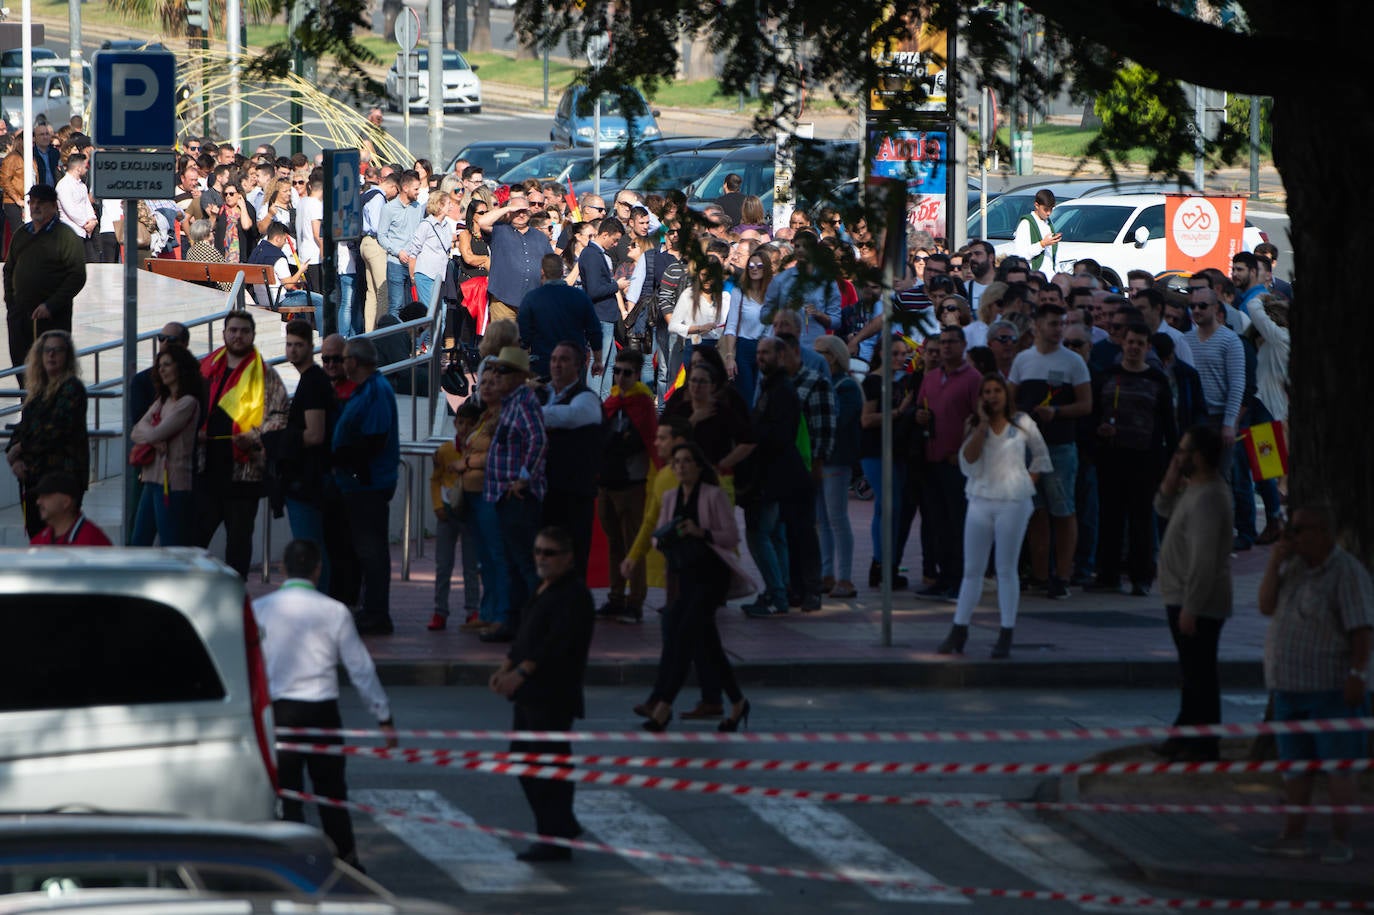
[1012,189,1063,273]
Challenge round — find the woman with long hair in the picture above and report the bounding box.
[130,346,203,546]
[413,158,434,206]
[256,176,296,238]
[454,196,492,342]
[665,355,753,503]
[737,195,767,233]
[5,331,89,536]
[642,442,755,733]
[214,182,258,263]
[937,373,1052,659]
[561,220,596,287]
[667,255,727,383]
[720,248,771,410]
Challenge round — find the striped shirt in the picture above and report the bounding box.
[1265,547,1374,692]
[484,384,548,502]
[1184,323,1245,427]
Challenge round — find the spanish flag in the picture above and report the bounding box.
[665,363,686,400]
[1243,421,1288,482]
[565,177,580,220]
[201,347,266,461]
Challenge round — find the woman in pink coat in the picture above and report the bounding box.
[642,442,755,733]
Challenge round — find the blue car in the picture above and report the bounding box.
[551,85,661,149]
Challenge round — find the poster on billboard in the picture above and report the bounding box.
[1164,194,1247,274]
[869,127,949,242]
[869,9,949,116]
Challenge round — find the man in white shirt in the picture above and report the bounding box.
[253,539,397,870]
[1010,189,1062,274]
[537,341,604,580]
[55,153,98,262]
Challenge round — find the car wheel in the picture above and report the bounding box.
[470,105,482,114]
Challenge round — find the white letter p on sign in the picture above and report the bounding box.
[110,63,158,137]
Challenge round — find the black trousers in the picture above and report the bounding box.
[1166,605,1225,755]
[348,488,394,619]
[921,460,968,588]
[193,480,262,579]
[511,702,581,840]
[782,480,822,599]
[273,698,359,864]
[651,552,740,706]
[541,488,596,583]
[322,490,361,607]
[1097,448,1161,585]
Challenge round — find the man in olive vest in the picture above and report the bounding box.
[1011,188,1063,274]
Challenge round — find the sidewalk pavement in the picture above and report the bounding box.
[244,492,1273,690]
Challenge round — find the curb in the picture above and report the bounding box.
[373,657,1266,690]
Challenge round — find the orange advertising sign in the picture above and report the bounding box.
[1165,195,1247,274]
[869,9,949,115]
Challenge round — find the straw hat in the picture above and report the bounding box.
[492,346,531,375]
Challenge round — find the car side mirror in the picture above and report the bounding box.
[651,110,661,118]
[1133,225,1150,246]
[49,86,63,98]
[470,64,479,72]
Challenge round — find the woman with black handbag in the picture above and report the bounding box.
[641,443,756,734]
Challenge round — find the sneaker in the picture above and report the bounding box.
[1129,582,1151,597]
[914,583,950,600]
[829,580,857,599]
[616,607,643,624]
[745,602,789,619]
[1320,840,1354,865]
[1232,536,1254,553]
[1046,578,1071,600]
[459,616,488,631]
[426,612,447,632]
[1069,572,1094,588]
[1021,576,1047,593]
[800,593,823,613]
[850,477,874,501]
[1251,835,1313,859]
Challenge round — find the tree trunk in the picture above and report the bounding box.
[469,0,491,53]
[1272,94,1374,564]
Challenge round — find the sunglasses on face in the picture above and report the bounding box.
[990,335,1016,344]
[155,333,181,344]
[321,355,345,364]
[940,305,961,313]
[1064,340,1087,349]
[292,179,306,185]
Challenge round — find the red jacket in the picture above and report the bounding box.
[603,381,661,468]
[32,514,113,546]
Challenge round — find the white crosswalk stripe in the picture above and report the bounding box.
[574,790,765,895]
[352,789,565,895]
[737,796,969,904]
[923,793,1148,913]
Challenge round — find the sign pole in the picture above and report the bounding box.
[122,200,139,540]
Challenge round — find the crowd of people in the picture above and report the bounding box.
[2,118,1369,863]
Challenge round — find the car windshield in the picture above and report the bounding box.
[413,51,471,70]
[692,156,774,199]
[0,77,22,99]
[457,146,542,176]
[966,192,1044,240]
[625,155,718,192]
[500,152,588,183]
[575,92,644,118]
[1051,204,1136,243]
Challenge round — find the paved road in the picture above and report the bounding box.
[326,685,1286,914]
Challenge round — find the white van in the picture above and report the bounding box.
[0,548,277,821]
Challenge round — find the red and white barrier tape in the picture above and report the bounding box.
[277,742,1374,813]
[282,788,1367,910]
[275,716,1374,744]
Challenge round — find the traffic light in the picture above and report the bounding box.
[186,0,209,32]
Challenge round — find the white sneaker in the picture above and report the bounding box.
[1251,835,1313,859]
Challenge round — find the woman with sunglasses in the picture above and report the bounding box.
[255,175,296,240]
[720,249,773,409]
[455,198,492,341]
[642,442,755,733]
[403,190,459,312]
[938,293,973,329]
[213,182,258,263]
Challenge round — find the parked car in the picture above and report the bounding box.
[97,40,170,52]
[968,177,1196,253]
[385,49,481,114]
[0,816,387,897]
[599,136,763,199]
[497,146,646,189]
[445,140,558,181]
[0,70,72,131]
[0,548,278,822]
[1041,192,1268,289]
[0,889,463,914]
[685,140,861,212]
[550,85,660,148]
[0,47,58,69]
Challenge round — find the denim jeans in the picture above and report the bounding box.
[335,272,360,338]
[413,272,436,315]
[816,465,854,582]
[286,497,330,594]
[131,484,193,547]
[860,456,904,567]
[282,289,326,334]
[731,337,759,410]
[434,508,481,617]
[587,320,617,399]
[744,500,789,608]
[465,494,509,624]
[497,493,542,630]
[385,259,409,318]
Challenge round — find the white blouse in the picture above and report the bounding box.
[669,286,730,344]
[958,414,1053,502]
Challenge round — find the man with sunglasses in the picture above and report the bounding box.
[1183,284,1245,455]
[317,334,361,608]
[477,192,553,325]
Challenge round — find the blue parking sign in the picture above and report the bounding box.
[93,51,177,148]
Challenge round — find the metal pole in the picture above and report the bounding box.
[122,201,139,540]
[543,47,549,108]
[21,0,33,213]
[402,52,412,155]
[592,96,601,197]
[68,0,83,122]
[427,0,444,168]
[1193,84,1204,191]
[1249,96,1260,200]
[228,0,242,150]
[879,291,892,647]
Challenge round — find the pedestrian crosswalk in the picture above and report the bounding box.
[352,786,1145,907]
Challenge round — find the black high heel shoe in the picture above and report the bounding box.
[642,706,673,733]
[718,699,751,733]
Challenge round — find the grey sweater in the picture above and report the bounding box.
[1154,478,1234,618]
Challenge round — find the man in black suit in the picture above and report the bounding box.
[517,255,603,381]
[489,525,595,863]
[576,216,628,399]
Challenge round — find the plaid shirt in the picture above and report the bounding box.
[1264,546,1374,692]
[484,384,548,502]
[791,364,835,465]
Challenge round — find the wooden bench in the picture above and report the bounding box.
[141,259,315,319]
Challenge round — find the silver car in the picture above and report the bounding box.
[0,548,277,821]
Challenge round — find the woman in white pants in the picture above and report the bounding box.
[937,374,1052,658]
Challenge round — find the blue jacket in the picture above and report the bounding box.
[577,240,621,324]
[518,279,603,378]
[332,372,400,493]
